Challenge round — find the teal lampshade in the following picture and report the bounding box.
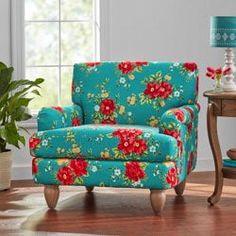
[210,16,236,47]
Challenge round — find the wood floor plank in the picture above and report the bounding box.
[0,172,236,235]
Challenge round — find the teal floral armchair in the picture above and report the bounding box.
[29,61,200,214]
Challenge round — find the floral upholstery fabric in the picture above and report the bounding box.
[30,124,178,162]
[30,61,200,190]
[38,105,83,131]
[32,158,183,189]
[72,62,198,125]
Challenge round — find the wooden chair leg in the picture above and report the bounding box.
[44,185,60,209]
[174,179,186,196]
[85,186,94,193]
[150,189,166,215]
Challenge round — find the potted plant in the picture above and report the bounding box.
[0,62,44,190]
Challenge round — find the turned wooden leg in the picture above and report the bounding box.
[44,185,60,209]
[207,103,223,205]
[150,189,166,215]
[174,179,186,196]
[85,186,94,193]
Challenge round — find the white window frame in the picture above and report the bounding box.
[10,0,101,127]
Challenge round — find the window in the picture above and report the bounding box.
[12,0,100,111]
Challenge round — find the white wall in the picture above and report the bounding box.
[0,0,11,65]
[1,0,236,179]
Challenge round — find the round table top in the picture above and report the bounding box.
[203,90,236,99]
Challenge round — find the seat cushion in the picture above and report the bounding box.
[30,124,178,162]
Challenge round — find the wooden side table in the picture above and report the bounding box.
[204,90,236,204]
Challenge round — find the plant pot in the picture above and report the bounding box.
[0,150,12,190]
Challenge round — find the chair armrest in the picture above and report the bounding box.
[159,103,200,156]
[160,103,200,126]
[37,104,83,131]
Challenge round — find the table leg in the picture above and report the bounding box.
[207,103,223,205]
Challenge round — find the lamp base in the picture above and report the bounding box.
[223,48,236,92]
[223,81,236,91]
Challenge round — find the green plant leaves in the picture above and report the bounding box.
[0,64,13,96]
[0,62,7,71]
[3,122,20,148]
[0,61,44,152]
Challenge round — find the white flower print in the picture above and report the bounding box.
[144,132,151,138]
[114,168,121,176]
[153,164,160,176]
[94,105,100,111]
[174,91,180,97]
[42,139,48,146]
[91,166,98,172]
[119,77,126,84]
[37,131,44,136]
[149,145,156,153]
[188,72,194,77]
[174,62,180,67]
[132,180,141,187]
[153,169,160,176]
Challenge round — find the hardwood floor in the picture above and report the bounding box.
[1,172,236,235]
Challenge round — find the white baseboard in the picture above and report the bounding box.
[11,158,215,180]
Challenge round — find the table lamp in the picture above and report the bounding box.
[210,16,236,91]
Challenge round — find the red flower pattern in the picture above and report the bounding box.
[135,61,148,66]
[118,62,134,74]
[72,117,80,126]
[177,140,183,155]
[187,123,193,133]
[163,129,180,139]
[29,136,41,149]
[166,165,178,187]
[144,82,172,99]
[113,128,147,155]
[102,117,117,124]
[183,62,197,72]
[52,106,64,112]
[183,107,194,120]
[100,98,116,116]
[128,129,143,138]
[196,103,201,111]
[57,166,74,185]
[173,109,185,122]
[69,159,88,177]
[118,139,135,155]
[86,62,101,67]
[125,161,146,182]
[163,129,183,155]
[144,82,161,99]
[133,139,147,155]
[32,159,38,175]
[157,82,172,99]
[113,128,142,140]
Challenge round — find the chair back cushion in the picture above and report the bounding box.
[72,61,198,125]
